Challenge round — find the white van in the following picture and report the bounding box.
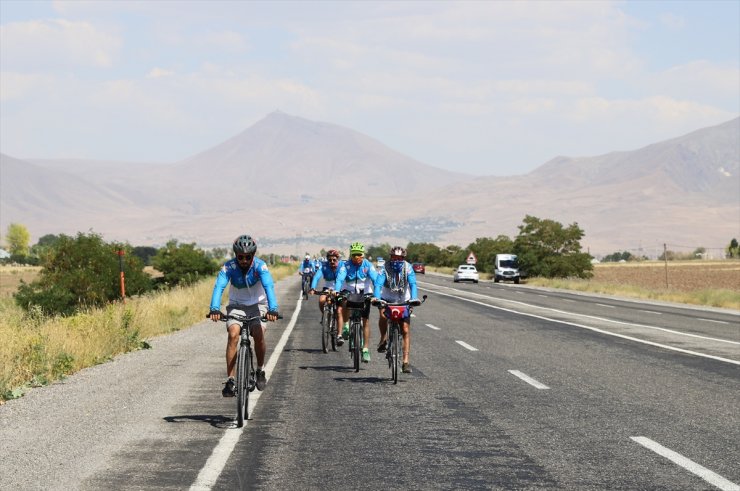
[494,254,523,284]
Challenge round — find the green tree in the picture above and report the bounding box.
[151,240,218,287]
[406,242,442,264]
[727,238,739,258]
[131,246,158,265]
[5,223,31,256]
[366,243,392,261]
[14,232,152,316]
[513,215,593,278]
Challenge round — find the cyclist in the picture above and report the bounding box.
[309,249,344,346]
[298,254,316,294]
[209,234,279,397]
[373,246,420,373]
[334,241,379,363]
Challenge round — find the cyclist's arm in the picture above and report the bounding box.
[334,264,348,291]
[373,270,385,299]
[407,263,419,300]
[257,262,279,312]
[365,259,379,283]
[209,266,230,311]
[310,267,324,290]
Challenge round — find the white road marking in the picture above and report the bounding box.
[456,340,478,351]
[639,310,662,315]
[508,370,549,389]
[420,287,740,365]
[426,323,441,330]
[698,318,729,325]
[190,297,303,491]
[596,303,616,308]
[630,437,739,491]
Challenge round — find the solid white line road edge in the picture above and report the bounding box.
[630,437,739,491]
[508,370,550,389]
[190,296,303,491]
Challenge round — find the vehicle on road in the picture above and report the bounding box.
[494,254,526,284]
[412,262,425,274]
[453,264,479,283]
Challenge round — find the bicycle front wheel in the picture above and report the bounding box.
[235,344,250,427]
[352,322,361,372]
[390,324,399,384]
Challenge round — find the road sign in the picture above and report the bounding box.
[466,252,477,265]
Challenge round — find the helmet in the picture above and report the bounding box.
[389,246,407,258]
[233,234,257,255]
[305,254,311,260]
[349,242,365,255]
[326,249,340,259]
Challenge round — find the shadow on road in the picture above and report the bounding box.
[163,414,234,429]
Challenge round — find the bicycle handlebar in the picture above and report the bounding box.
[372,294,428,308]
[206,312,283,322]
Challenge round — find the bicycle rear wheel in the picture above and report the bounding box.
[390,324,399,384]
[235,344,250,427]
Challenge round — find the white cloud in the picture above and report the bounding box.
[0,19,120,70]
[146,67,175,79]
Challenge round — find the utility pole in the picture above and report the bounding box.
[117,249,126,303]
[663,243,668,288]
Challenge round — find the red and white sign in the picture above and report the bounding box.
[466,252,477,265]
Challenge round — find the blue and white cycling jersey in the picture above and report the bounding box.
[210,257,278,312]
[298,259,315,275]
[311,263,341,290]
[374,261,418,303]
[334,258,379,294]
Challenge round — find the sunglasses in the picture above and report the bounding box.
[328,257,339,262]
[351,253,363,258]
[236,253,253,261]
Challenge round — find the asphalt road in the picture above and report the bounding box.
[1,274,738,490]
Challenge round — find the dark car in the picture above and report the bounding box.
[412,263,425,274]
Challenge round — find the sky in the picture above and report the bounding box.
[1,0,738,176]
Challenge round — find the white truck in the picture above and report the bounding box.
[494,254,524,284]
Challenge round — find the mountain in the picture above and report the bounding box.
[1,113,738,257]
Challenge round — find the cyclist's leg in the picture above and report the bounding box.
[226,323,240,378]
[377,309,388,351]
[402,319,411,366]
[361,300,371,361]
[319,293,327,313]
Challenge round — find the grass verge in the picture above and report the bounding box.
[0,263,293,403]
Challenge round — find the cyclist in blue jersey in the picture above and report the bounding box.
[309,248,344,346]
[334,241,379,363]
[373,246,420,373]
[209,234,279,396]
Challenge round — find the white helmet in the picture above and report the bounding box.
[305,254,311,260]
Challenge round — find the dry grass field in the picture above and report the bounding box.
[591,260,740,292]
[0,266,41,298]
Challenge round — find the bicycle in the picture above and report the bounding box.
[374,295,426,384]
[313,289,339,353]
[208,311,281,427]
[344,292,371,372]
[301,269,313,300]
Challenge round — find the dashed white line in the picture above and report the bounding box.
[190,297,303,491]
[698,318,729,325]
[596,303,616,308]
[508,370,550,389]
[631,437,739,491]
[426,323,441,330]
[639,310,662,315]
[456,340,478,351]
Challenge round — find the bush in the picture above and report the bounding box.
[14,232,152,316]
[151,240,218,287]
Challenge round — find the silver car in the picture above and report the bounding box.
[453,264,479,283]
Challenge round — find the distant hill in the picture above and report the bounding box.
[1,113,738,257]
